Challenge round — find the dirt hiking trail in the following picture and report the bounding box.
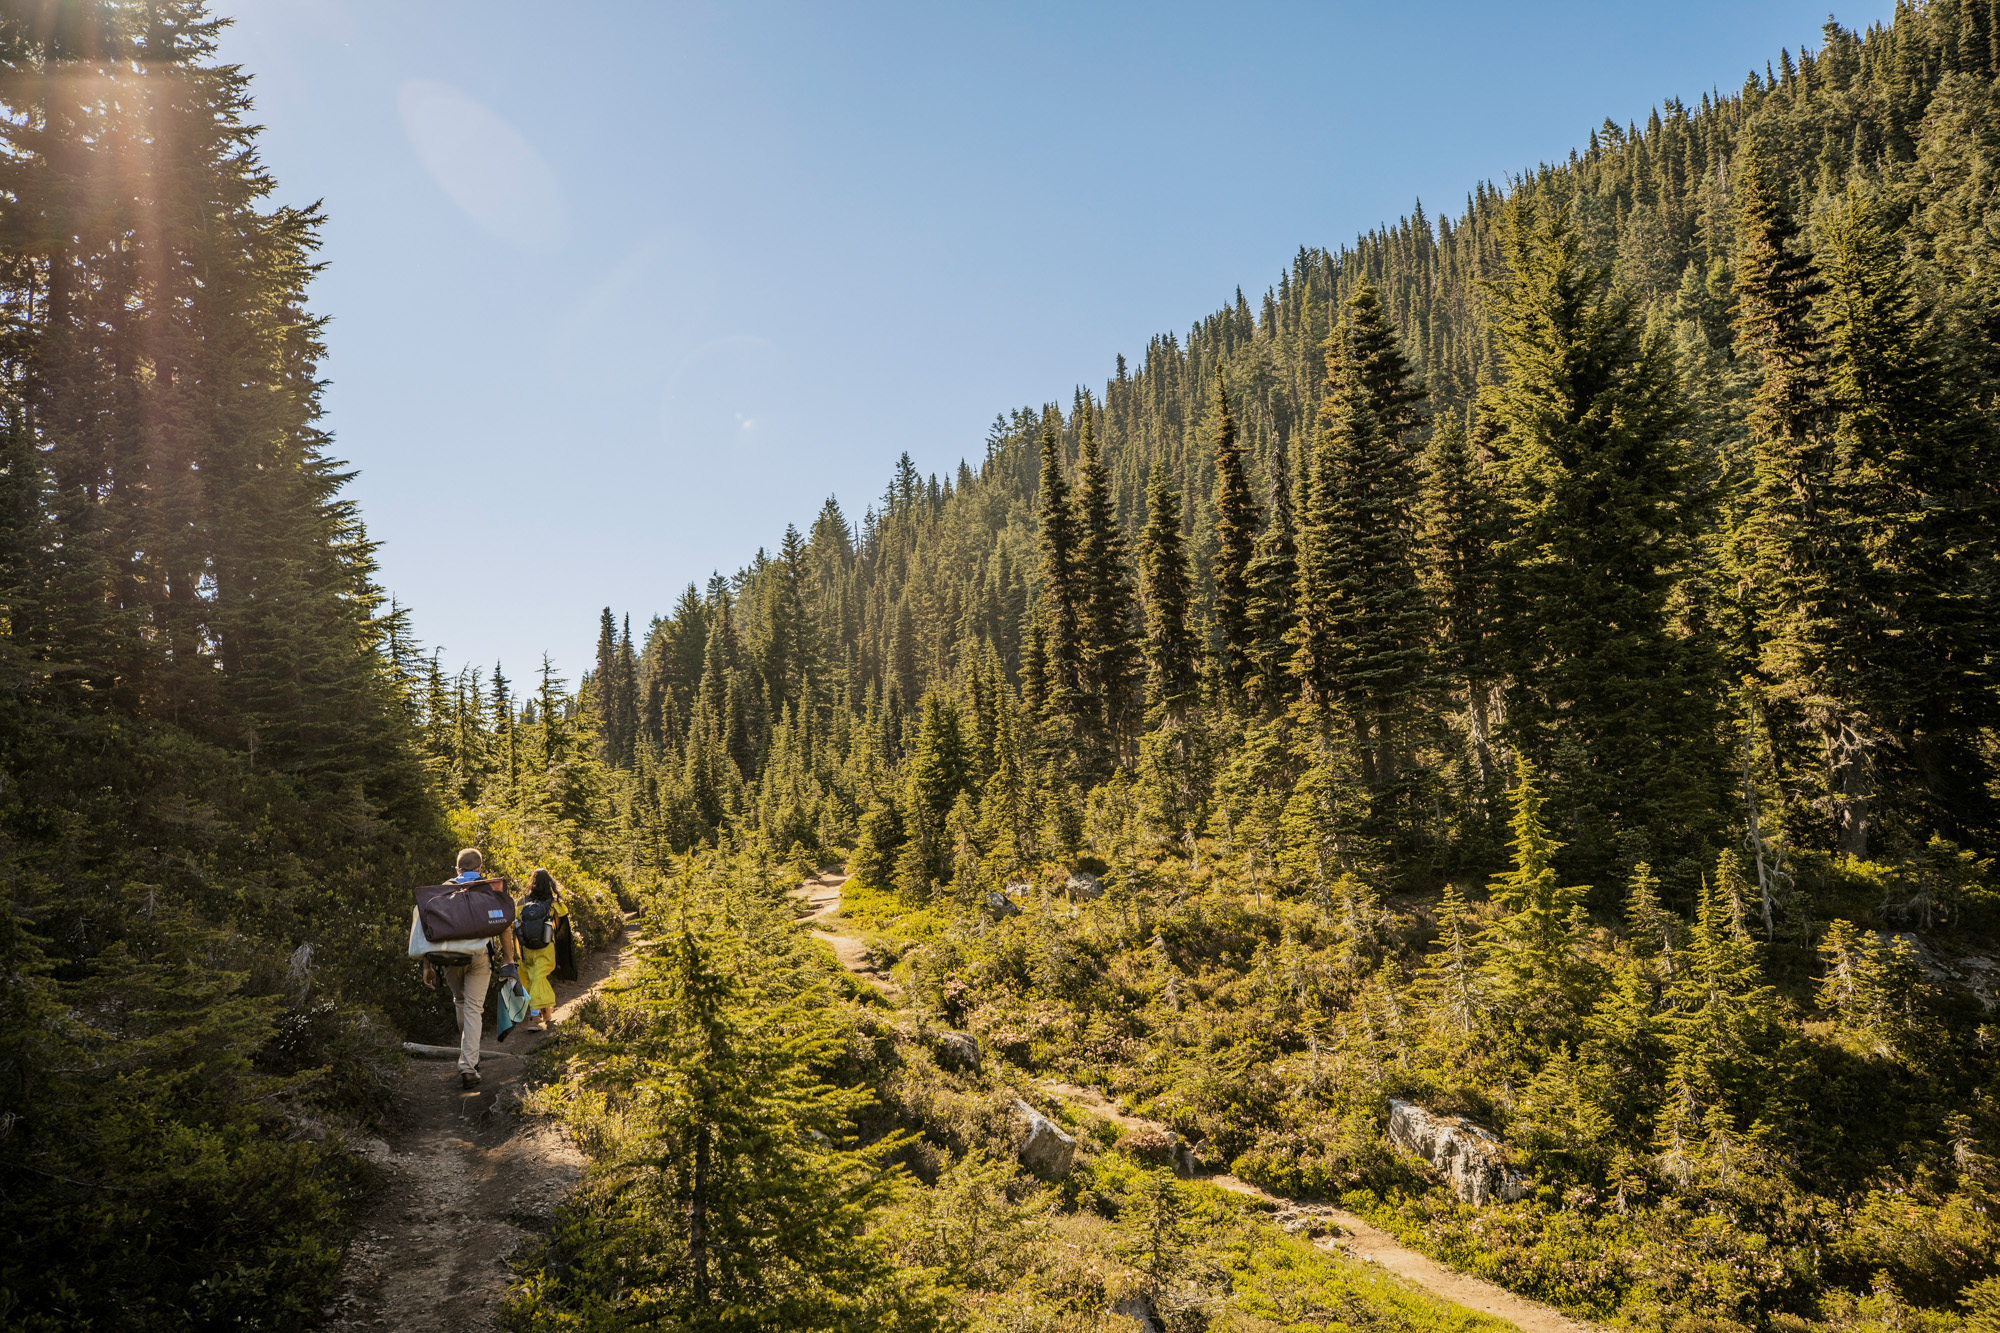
[1043,1082,1605,1333]
[324,921,638,1333]
[795,870,899,994]
[796,874,1607,1333]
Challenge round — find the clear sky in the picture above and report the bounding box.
[216,0,1891,686]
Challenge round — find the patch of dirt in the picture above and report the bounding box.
[1040,1079,1153,1136]
[323,925,636,1333]
[1307,1216,1603,1333]
[795,871,845,920]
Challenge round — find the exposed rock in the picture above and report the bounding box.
[1385,1098,1528,1206]
[1259,1198,1348,1239]
[1003,880,1035,900]
[1177,1136,1207,1178]
[1111,1294,1161,1333]
[1064,871,1104,900]
[932,1029,982,1073]
[982,891,1021,918]
[1890,935,1997,1011]
[1009,1097,1077,1179]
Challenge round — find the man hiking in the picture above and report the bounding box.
[421,847,518,1087]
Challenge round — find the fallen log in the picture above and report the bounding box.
[403,1041,522,1060]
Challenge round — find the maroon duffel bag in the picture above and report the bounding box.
[415,878,515,942]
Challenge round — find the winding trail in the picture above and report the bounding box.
[324,921,638,1333]
[1043,1082,1603,1333]
[794,873,1608,1333]
[794,871,899,994]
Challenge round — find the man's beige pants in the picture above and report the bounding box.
[442,949,491,1075]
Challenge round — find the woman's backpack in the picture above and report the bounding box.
[517,897,555,950]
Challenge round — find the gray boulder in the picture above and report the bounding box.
[1385,1098,1528,1206]
[1174,1135,1207,1178]
[932,1029,982,1073]
[1111,1294,1161,1333]
[982,890,1021,918]
[1009,1097,1077,1179]
[1064,871,1104,900]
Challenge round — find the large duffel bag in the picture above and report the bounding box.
[407,909,487,967]
[415,877,514,943]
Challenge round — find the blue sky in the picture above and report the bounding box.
[217,0,1891,684]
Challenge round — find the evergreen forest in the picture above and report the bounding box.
[8,1,2000,1330]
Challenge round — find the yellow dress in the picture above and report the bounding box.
[520,942,557,1011]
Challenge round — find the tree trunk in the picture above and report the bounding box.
[1742,723,1778,941]
[1467,680,1495,790]
[1827,715,1874,858]
[691,1123,711,1305]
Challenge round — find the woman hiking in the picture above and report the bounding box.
[515,869,565,1032]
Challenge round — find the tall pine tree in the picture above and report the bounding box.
[1482,198,1719,875]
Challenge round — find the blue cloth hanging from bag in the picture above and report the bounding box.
[494,976,530,1041]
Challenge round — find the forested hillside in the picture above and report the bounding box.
[491,2,2000,1328]
[0,4,628,1327]
[9,0,2000,1329]
[561,0,2000,896]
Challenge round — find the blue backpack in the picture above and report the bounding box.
[517,898,555,950]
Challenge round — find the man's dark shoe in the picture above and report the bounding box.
[461,1069,480,1089]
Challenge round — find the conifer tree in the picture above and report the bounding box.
[1728,147,1872,854]
[1817,194,1998,845]
[1417,882,1484,1040]
[1417,416,1503,791]
[1482,758,1600,1040]
[1139,471,1200,723]
[1657,852,1789,1146]
[1623,861,1679,974]
[976,678,1032,873]
[1121,1171,1198,1317]
[1138,471,1206,840]
[1307,283,1430,806]
[1034,407,1085,735]
[592,607,640,770]
[766,524,812,720]
[541,907,923,1329]
[1208,380,1259,697]
[1481,197,1717,872]
[1289,382,1343,721]
[897,690,970,896]
[1242,436,1299,713]
[1072,403,1141,770]
[611,614,640,770]
[1815,917,1924,1059]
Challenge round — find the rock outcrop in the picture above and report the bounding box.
[931,1029,982,1073]
[1385,1098,1528,1206]
[983,890,1021,918]
[1009,1098,1077,1179]
[1064,871,1104,900]
[1111,1294,1161,1333]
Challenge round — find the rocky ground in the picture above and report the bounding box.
[322,927,633,1333]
